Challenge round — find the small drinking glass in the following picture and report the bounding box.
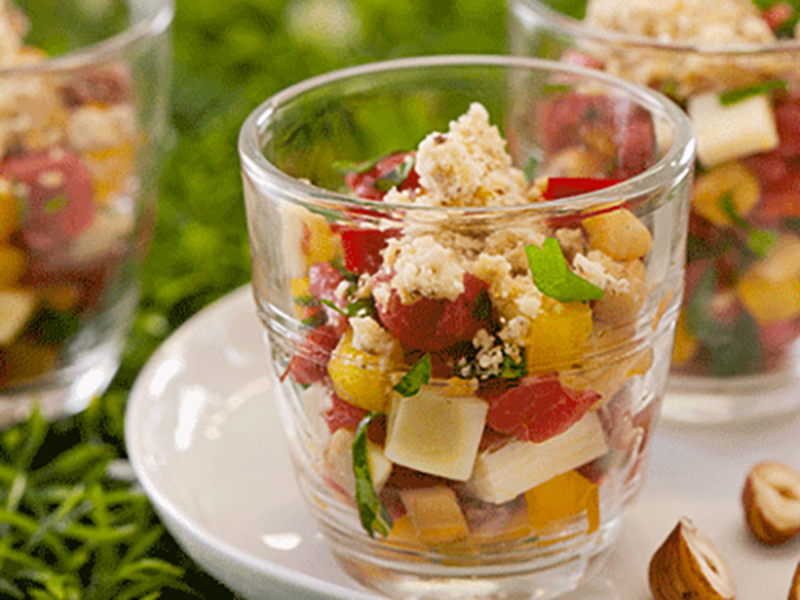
[239,55,694,600]
[0,0,174,425]
[509,0,800,422]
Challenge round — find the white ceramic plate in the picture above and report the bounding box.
[126,285,800,600]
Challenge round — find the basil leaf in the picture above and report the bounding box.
[472,288,492,322]
[352,414,392,538]
[320,296,376,318]
[332,155,385,176]
[393,354,431,398]
[525,238,604,303]
[500,354,527,379]
[522,155,540,183]
[374,155,415,192]
[541,83,573,96]
[719,79,787,106]
[719,192,778,258]
[301,312,326,329]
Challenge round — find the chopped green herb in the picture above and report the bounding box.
[374,155,415,192]
[719,79,788,106]
[393,354,431,398]
[44,195,67,215]
[525,238,604,303]
[522,155,540,183]
[301,312,326,329]
[747,229,778,258]
[320,296,376,318]
[331,154,386,175]
[500,354,527,379]
[293,294,318,307]
[352,414,392,538]
[541,83,573,96]
[472,288,492,322]
[719,192,778,258]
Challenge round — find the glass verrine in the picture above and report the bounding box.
[239,55,693,600]
[0,0,173,425]
[509,0,800,422]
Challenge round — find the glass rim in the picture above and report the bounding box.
[0,0,174,76]
[512,0,800,55]
[238,54,695,216]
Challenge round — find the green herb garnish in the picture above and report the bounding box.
[541,83,573,96]
[522,155,540,183]
[719,192,778,258]
[393,354,431,398]
[44,195,67,215]
[294,294,318,307]
[352,414,392,538]
[719,79,788,106]
[500,354,527,379]
[320,296,376,318]
[472,288,492,322]
[331,154,386,175]
[374,155,415,192]
[525,238,604,302]
[301,312,326,328]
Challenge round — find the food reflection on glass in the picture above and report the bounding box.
[0,0,171,419]
[240,57,694,600]
[509,0,800,421]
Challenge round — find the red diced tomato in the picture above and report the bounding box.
[375,272,493,352]
[332,226,399,275]
[775,99,800,159]
[285,324,340,385]
[345,152,419,200]
[1,148,96,262]
[485,375,600,443]
[308,261,347,333]
[762,2,795,32]
[323,393,368,433]
[543,177,621,200]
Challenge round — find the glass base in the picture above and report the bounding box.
[327,519,620,600]
[663,361,800,423]
[0,334,125,429]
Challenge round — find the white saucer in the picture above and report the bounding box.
[126,285,800,600]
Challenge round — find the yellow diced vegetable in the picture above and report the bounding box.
[0,245,26,287]
[753,234,800,282]
[525,297,593,374]
[386,516,425,549]
[583,208,653,261]
[736,272,800,324]
[0,186,19,243]
[691,162,760,226]
[290,276,311,318]
[328,329,402,413]
[399,486,469,545]
[0,289,36,345]
[671,311,697,367]
[302,213,339,266]
[525,470,600,536]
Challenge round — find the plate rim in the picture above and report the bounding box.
[124,284,382,600]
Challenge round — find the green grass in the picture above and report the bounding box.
[1,0,506,596]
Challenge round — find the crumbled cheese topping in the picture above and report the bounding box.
[384,234,466,303]
[586,0,774,45]
[412,103,530,208]
[573,251,631,295]
[67,105,136,151]
[350,316,396,356]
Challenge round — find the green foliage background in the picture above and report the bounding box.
[0,0,508,597]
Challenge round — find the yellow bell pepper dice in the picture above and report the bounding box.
[691,161,760,226]
[582,208,653,261]
[301,213,339,266]
[0,246,26,287]
[736,273,800,324]
[525,298,593,374]
[671,311,697,367]
[0,187,20,243]
[525,470,600,536]
[328,329,401,413]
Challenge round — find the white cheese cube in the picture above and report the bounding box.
[385,387,488,481]
[467,412,608,504]
[0,289,36,345]
[688,92,779,168]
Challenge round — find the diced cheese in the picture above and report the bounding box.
[688,92,779,168]
[0,289,36,345]
[467,412,608,504]
[384,386,488,481]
